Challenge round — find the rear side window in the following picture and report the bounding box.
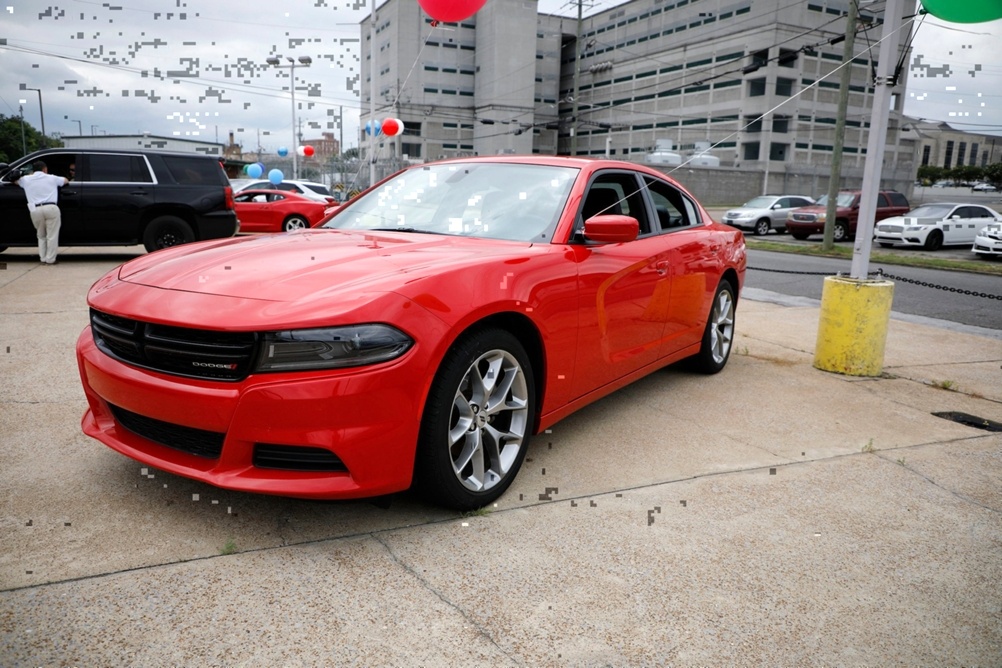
[88,154,153,183]
[887,192,909,207]
[644,176,700,231]
[163,156,226,185]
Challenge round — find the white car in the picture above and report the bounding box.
[972,221,1002,258]
[874,203,1002,251]
[721,195,815,236]
[233,179,335,204]
[972,182,998,193]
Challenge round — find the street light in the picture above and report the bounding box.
[20,85,46,147]
[267,55,312,180]
[68,118,83,136]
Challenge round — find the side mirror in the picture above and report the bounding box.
[584,214,640,243]
[772,203,782,210]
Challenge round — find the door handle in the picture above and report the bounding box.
[655,260,669,276]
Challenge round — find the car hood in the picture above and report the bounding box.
[723,207,764,217]
[117,230,533,302]
[879,215,941,227]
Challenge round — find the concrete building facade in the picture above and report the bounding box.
[361,0,917,199]
[904,118,1002,170]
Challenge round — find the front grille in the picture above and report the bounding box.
[109,403,224,458]
[792,214,816,222]
[253,444,348,472]
[880,225,903,234]
[91,309,257,381]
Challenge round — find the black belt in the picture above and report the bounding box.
[35,202,57,207]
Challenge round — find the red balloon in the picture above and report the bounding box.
[303,145,315,157]
[417,0,487,22]
[381,118,402,137]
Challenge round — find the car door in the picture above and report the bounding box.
[571,171,673,392]
[80,153,156,243]
[0,167,36,245]
[234,192,273,232]
[950,206,993,244]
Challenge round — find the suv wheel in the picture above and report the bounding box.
[143,216,195,253]
[833,220,849,242]
[753,218,771,236]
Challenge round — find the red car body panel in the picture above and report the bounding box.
[233,189,329,233]
[77,156,746,500]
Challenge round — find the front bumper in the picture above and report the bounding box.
[973,236,1002,256]
[77,327,426,499]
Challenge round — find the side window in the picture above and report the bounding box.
[876,193,890,208]
[792,197,810,208]
[89,155,152,183]
[580,173,651,235]
[776,198,791,209]
[643,176,699,231]
[888,192,909,208]
[956,207,980,219]
[162,156,224,185]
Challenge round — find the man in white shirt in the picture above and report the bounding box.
[17,161,69,265]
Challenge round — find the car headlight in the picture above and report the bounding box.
[905,226,925,232]
[815,213,826,223]
[255,324,413,372]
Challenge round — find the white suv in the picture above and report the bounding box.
[722,195,815,236]
[233,179,335,203]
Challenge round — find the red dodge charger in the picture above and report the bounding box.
[77,156,746,509]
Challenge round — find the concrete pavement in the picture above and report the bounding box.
[1,246,1000,666]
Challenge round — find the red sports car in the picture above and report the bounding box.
[77,156,746,510]
[233,189,331,233]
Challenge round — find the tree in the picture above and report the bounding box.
[916,165,945,185]
[949,164,983,186]
[0,114,50,164]
[983,162,1002,189]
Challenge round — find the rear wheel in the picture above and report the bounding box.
[753,218,771,236]
[415,329,535,510]
[283,215,310,232]
[689,280,736,375]
[143,216,194,252]
[924,230,944,251]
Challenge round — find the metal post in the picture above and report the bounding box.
[19,105,26,156]
[570,0,583,156]
[267,55,311,181]
[369,5,377,187]
[24,87,45,147]
[850,0,909,279]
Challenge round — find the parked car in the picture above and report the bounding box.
[233,189,333,233]
[76,156,747,510]
[874,203,1002,251]
[971,182,998,193]
[233,178,336,204]
[972,220,1002,258]
[786,190,910,241]
[721,195,815,236]
[0,148,237,253]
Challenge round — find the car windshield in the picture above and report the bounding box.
[906,204,954,219]
[303,183,332,196]
[323,162,577,242]
[814,193,857,207]
[742,196,778,208]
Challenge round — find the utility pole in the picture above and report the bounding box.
[570,0,583,156]
[822,0,859,251]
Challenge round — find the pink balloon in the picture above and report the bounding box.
[417,0,487,22]
[382,118,403,137]
[303,145,315,157]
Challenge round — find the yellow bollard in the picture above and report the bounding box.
[813,276,894,377]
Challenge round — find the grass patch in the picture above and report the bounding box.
[861,439,876,454]
[220,538,237,555]
[934,379,958,391]
[745,239,1002,277]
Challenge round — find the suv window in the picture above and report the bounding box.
[876,193,890,207]
[163,156,226,185]
[644,176,698,230]
[886,192,909,207]
[89,154,153,183]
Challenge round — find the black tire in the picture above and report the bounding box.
[878,242,894,248]
[414,328,535,511]
[924,230,944,251]
[283,215,310,232]
[791,232,810,240]
[143,215,195,253]
[753,218,771,236]
[689,280,736,375]
[833,220,849,242]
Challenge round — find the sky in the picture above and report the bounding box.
[1,0,1000,156]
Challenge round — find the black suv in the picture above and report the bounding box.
[0,148,238,253]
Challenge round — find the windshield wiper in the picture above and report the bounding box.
[369,227,442,235]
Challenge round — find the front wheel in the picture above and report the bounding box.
[832,220,849,242]
[790,232,810,240]
[283,215,310,232]
[923,230,944,251]
[689,280,736,374]
[415,329,535,510]
[753,218,771,236]
[143,215,195,252]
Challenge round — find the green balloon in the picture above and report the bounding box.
[921,0,1002,23]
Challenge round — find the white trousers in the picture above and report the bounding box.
[29,205,61,264]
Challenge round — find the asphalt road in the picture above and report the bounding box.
[745,249,1002,332]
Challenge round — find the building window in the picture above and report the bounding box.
[748,78,766,97]
[776,77,795,97]
[921,145,931,166]
[970,143,979,166]
[403,121,422,136]
[778,49,798,67]
[772,115,790,133]
[944,140,954,168]
[743,142,760,160]
[751,49,769,68]
[957,142,967,166]
[743,116,762,133]
[769,143,788,161]
[401,142,422,158]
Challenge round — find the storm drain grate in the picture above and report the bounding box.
[932,412,1002,433]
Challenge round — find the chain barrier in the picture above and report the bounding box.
[748,265,1002,300]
